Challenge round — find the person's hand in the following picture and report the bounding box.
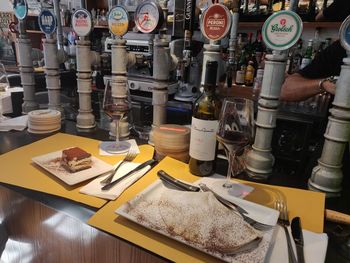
[322,79,336,95]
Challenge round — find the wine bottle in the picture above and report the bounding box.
[300,39,313,69]
[236,50,247,85]
[189,61,221,176]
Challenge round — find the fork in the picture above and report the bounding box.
[275,199,297,263]
[199,183,273,231]
[100,149,138,185]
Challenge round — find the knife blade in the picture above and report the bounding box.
[101,159,156,191]
[291,216,305,263]
[157,170,201,192]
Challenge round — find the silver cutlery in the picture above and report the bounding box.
[275,199,298,263]
[291,216,305,263]
[157,170,273,231]
[101,159,156,191]
[100,149,138,185]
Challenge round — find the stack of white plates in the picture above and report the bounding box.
[28,109,61,134]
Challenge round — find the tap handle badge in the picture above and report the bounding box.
[339,15,350,52]
[72,8,93,37]
[38,9,57,35]
[14,0,28,21]
[262,10,303,51]
[108,5,129,37]
[200,3,231,42]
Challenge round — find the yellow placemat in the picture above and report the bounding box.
[0,133,154,208]
[88,156,325,262]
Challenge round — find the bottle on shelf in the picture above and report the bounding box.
[189,61,222,177]
[300,39,313,69]
[245,60,255,86]
[236,49,247,85]
[287,38,303,74]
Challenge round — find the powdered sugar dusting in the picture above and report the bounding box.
[123,186,276,262]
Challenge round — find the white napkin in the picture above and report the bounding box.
[99,139,140,156]
[267,226,328,263]
[0,87,24,114]
[80,162,151,200]
[0,115,28,131]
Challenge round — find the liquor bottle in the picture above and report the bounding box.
[245,60,255,86]
[287,38,303,74]
[300,39,313,69]
[236,50,247,85]
[254,31,264,65]
[189,61,221,176]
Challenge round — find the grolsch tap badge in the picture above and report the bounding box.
[262,10,302,51]
[200,4,231,41]
[72,9,93,37]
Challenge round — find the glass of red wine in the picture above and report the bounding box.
[215,98,254,194]
[100,83,131,154]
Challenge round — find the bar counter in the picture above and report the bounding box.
[0,120,349,262]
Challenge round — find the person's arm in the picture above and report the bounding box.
[280,73,336,102]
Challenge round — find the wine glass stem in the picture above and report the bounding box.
[115,119,120,146]
[224,150,236,187]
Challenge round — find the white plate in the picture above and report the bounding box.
[116,180,279,263]
[32,150,113,185]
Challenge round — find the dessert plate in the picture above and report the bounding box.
[116,180,279,263]
[32,150,113,185]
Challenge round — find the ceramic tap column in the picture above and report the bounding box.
[309,54,350,197]
[76,38,96,129]
[245,52,288,179]
[42,38,63,116]
[17,21,39,114]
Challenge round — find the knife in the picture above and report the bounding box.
[291,217,305,263]
[101,159,156,191]
[157,170,201,192]
[157,170,249,215]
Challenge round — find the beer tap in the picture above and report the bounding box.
[199,3,231,86]
[107,5,136,138]
[38,8,63,117]
[134,0,178,143]
[225,0,240,88]
[13,0,39,113]
[71,8,98,130]
[174,0,197,101]
[245,11,303,180]
[308,17,350,197]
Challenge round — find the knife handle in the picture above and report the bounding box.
[325,209,350,225]
[157,170,201,192]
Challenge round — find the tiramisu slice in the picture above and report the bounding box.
[61,147,92,173]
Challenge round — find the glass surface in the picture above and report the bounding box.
[214,97,254,195]
[133,121,152,141]
[0,63,9,122]
[100,82,131,154]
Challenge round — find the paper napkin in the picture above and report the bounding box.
[80,162,151,200]
[267,226,328,263]
[0,115,28,131]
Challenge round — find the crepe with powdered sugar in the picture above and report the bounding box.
[126,189,262,255]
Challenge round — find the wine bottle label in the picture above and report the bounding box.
[236,70,246,84]
[189,117,218,161]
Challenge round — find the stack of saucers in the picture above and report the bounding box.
[27,109,61,134]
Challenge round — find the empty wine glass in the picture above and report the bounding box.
[100,83,131,154]
[0,63,9,122]
[215,97,254,195]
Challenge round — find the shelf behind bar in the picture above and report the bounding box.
[218,85,255,101]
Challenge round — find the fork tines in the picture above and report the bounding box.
[100,148,138,185]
